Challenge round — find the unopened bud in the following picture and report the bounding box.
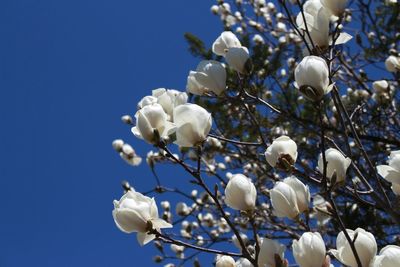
[121,115,133,125]
[112,139,124,152]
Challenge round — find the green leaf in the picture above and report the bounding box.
[184,32,213,59]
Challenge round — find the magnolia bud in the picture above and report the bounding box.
[372,80,391,103]
[211,5,219,14]
[170,244,185,253]
[318,148,351,184]
[121,115,133,125]
[120,143,142,166]
[175,202,190,216]
[224,174,257,211]
[373,80,389,93]
[160,201,170,210]
[270,176,310,219]
[216,255,236,267]
[112,139,124,152]
[153,255,163,263]
[253,34,264,44]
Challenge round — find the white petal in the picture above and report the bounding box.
[334,32,353,45]
[112,208,147,233]
[151,218,173,229]
[137,232,155,246]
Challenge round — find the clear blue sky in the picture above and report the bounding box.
[0,0,221,266]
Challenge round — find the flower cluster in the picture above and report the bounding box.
[132,88,212,147]
[110,0,400,266]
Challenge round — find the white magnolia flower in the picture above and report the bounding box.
[112,191,172,246]
[212,31,242,56]
[224,174,257,211]
[321,0,348,16]
[296,0,351,47]
[318,148,351,183]
[330,228,377,267]
[216,255,236,267]
[293,232,326,267]
[137,95,158,109]
[270,176,310,219]
[225,46,250,74]
[377,150,400,195]
[236,258,253,267]
[370,245,400,267]
[296,0,330,47]
[131,104,175,144]
[265,136,298,168]
[152,88,188,118]
[213,31,250,74]
[258,238,286,267]
[173,103,212,147]
[295,56,332,101]
[385,55,400,72]
[187,60,227,96]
